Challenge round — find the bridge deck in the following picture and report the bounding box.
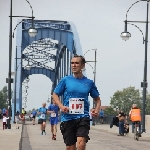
[1,120,150,150]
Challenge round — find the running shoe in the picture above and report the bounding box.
[53,135,56,140]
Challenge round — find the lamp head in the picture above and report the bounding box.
[25,86,29,89]
[28,27,37,37]
[25,64,31,71]
[120,31,131,41]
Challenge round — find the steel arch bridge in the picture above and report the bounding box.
[12,19,83,122]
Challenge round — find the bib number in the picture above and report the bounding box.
[51,113,56,117]
[40,114,45,119]
[69,98,84,114]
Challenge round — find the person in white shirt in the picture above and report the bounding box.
[3,114,9,130]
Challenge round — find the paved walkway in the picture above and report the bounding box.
[0,120,22,150]
[91,123,150,139]
[1,120,150,150]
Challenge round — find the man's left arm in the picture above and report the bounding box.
[93,97,101,113]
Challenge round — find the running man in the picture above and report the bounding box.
[52,55,101,150]
[38,103,47,135]
[15,111,20,129]
[31,109,37,125]
[48,99,60,140]
[99,109,104,124]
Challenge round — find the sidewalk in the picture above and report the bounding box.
[90,123,150,139]
[0,120,22,150]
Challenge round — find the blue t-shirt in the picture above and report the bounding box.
[99,110,104,116]
[2,108,6,114]
[48,104,60,118]
[31,111,37,116]
[54,75,100,122]
[38,107,47,120]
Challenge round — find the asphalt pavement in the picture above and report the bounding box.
[1,119,150,150]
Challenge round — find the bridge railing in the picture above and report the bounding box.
[94,115,132,125]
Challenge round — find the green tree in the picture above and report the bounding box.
[110,86,142,114]
[0,86,8,109]
[104,107,117,115]
[145,93,150,115]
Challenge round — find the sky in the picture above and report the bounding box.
[0,0,149,110]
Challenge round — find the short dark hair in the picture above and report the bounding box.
[73,54,86,64]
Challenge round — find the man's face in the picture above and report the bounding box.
[71,57,85,74]
[42,103,46,107]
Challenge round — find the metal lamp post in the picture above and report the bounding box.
[7,0,37,129]
[84,49,97,126]
[13,47,31,123]
[120,0,149,133]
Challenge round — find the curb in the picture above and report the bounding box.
[19,124,32,150]
[19,124,23,150]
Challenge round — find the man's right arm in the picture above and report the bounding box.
[52,93,63,109]
[52,93,69,113]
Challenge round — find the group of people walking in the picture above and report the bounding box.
[36,100,60,140]
[14,108,27,129]
[0,108,9,130]
[117,103,142,137]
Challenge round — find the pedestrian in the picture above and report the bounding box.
[48,98,60,140]
[129,104,142,137]
[19,113,25,124]
[99,109,104,124]
[117,110,125,136]
[38,103,48,135]
[22,108,26,115]
[31,109,37,125]
[124,120,129,136]
[5,109,8,117]
[3,114,9,130]
[2,108,6,116]
[22,108,26,123]
[52,55,101,150]
[15,111,20,129]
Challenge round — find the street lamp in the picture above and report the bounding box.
[25,60,32,71]
[120,21,131,41]
[13,47,31,123]
[26,76,30,82]
[84,49,97,126]
[25,86,29,89]
[28,28,38,37]
[7,0,37,129]
[120,0,149,133]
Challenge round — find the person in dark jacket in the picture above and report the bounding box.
[110,116,119,128]
[117,110,126,136]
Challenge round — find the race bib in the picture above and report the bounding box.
[51,113,56,117]
[69,98,84,114]
[40,114,45,119]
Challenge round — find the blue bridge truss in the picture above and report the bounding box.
[12,19,83,122]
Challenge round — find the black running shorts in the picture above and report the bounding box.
[32,116,35,119]
[60,117,90,146]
